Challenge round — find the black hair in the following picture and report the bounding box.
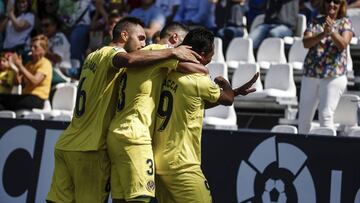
[160,22,188,39]
[40,15,60,28]
[109,9,122,19]
[112,17,144,40]
[181,28,214,55]
[14,0,32,16]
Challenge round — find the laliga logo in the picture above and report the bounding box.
[236,137,316,203]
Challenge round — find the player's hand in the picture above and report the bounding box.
[214,76,228,86]
[234,72,259,96]
[173,45,201,64]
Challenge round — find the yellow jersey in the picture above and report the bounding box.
[153,72,220,175]
[56,46,125,151]
[0,69,15,94]
[23,57,52,100]
[108,44,178,145]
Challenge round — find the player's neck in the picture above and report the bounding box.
[109,41,125,49]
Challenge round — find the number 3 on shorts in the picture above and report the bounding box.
[146,159,153,175]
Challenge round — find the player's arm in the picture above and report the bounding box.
[176,62,208,74]
[204,73,259,109]
[112,45,201,69]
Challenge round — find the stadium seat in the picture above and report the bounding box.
[309,127,337,136]
[52,114,73,122]
[261,64,296,98]
[212,37,225,63]
[257,38,287,70]
[207,62,228,80]
[203,104,237,130]
[349,15,360,44]
[288,39,308,71]
[16,100,52,118]
[231,63,263,98]
[250,14,265,33]
[22,112,45,120]
[225,38,255,69]
[283,14,307,44]
[333,94,359,132]
[33,83,77,119]
[271,125,298,134]
[348,128,360,137]
[0,110,16,118]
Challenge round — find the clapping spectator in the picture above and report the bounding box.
[249,0,299,49]
[298,0,353,134]
[0,35,52,110]
[40,15,72,85]
[2,0,35,53]
[0,52,16,94]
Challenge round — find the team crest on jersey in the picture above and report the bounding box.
[146,180,155,192]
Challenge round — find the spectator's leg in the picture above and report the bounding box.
[249,24,271,49]
[268,24,293,38]
[318,75,347,129]
[298,76,320,134]
[5,95,45,110]
[70,25,90,65]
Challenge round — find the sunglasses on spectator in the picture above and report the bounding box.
[326,0,342,4]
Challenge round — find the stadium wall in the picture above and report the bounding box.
[0,118,360,203]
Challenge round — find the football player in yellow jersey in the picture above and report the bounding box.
[106,23,209,203]
[153,28,259,203]
[47,17,201,203]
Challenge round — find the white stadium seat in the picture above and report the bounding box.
[309,127,337,136]
[226,38,255,69]
[212,37,225,63]
[333,94,359,131]
[288,39,308,71]
[0,110,16,118]
[257,38,287,70]
[261,64,296,98]
[348,128,360,137]
[203,104,237,130]
[207,62,228,80]
[32,83,77,120]
[232,63,263,98]
[271,125,298,134]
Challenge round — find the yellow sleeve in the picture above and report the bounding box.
[196,74,221,103]
[142,44,167,51]
[7,71,15,86]
[109,47,126,69]
[36,59,52,79]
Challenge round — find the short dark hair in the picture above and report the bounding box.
[160,22,188,39]
[40,15,60,28]
[112,17,144,40]
[181,28,214,55]
[109,9,122,19]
